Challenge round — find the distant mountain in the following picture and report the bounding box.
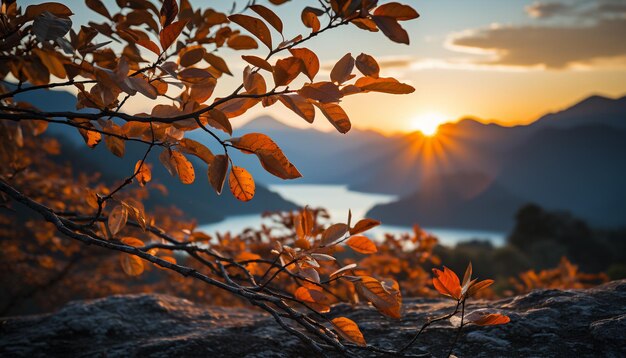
[15,86,626,230]
[367,94,626,229]
[533,95,626,130]
[14,88,297,224]
[367,173,524,231]
[498,124,626,228]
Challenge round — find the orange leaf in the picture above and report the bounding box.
[208,154,228,194]
[179,45,206,67]
[330,53,355,85]
[347,235,377,254]
[136,38,161,56]
[273,57,303,87]
[278,94,315,123]
[134,160,151,187]
[159,149,195,184]
[159,20,187,50]
[178,138,214,164]
[204,53,232,75]
[289,47,319,81]
[228,14,272,49]
[25,2,73,19]
[350,218,381,235]
[432,266,462,300]
[241,55,272,72]
[355,53,380,78]
[298,82,341,103]
[256,149,302,179]
[321,223,349,245]
[159,0,178,27]
[121,236,144,247]
[108,204,128,237]
[354,77,414,94]
[120,253,144,276]
[331,317,366,346]
[466,279,494,298]
[355,276,402,319]
[468,312,510,326]
[250,4,283,33]
[86,0,111,19]
[229,166,255,201]
[301,7,321,32]
[314,102,351,134]
[372,16,409,44]
[228,35,258,50]
[373,2,419,21]
[294,286,331,313]
[105,135,125,157]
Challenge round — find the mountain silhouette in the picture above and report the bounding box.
[15,86,626,230]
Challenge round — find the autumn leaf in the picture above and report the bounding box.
[355,276,402,319]
[301,7,321,32]
[250,4,283,33]
[298,82,342,103]
[432,266,462,300]
[108,204,128,237]
[229,133,301,179]
[120,253,144,276]
[350,218,381,235]
[159,20,187,51]
[372,16,409,45]
[331,317,366,346]
[159,0,178,27]
[294,286,331,313]
[321,223,348,245]
[330,53,355,85]
[228,14,273,49]
[229,166,255,201]
[355,77,415,94]
[373,2,420,21]
[86,0,111,20]
[289,48,319,81]
[355,53,380,78]
[134,160,151,187]
[278,94,315,123]
[159,149,195,184]
[466,312,511,326]
[179,46,206,67]
[178,138,214,164]
[466,279,495,298]
[208,154,228,194]
[315,102,351,134]
[346,235,377,254]
[228,35,258,50]
[273,57,303,87]
[104,135,125,157]
[241,55,273,72]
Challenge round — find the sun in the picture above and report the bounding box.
[409,112,447,137]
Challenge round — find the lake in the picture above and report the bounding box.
[198,184,506,247]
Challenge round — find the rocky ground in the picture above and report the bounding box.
[1,280,625,357]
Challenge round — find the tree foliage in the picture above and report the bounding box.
[0,0,510,355]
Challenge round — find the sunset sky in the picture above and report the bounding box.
[23,0,626,133]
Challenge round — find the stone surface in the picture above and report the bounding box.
[1,280,625,357]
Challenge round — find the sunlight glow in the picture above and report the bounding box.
[409,112,447,136]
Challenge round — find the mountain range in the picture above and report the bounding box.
[16,87,626,230]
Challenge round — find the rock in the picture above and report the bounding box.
[1,280,625,357]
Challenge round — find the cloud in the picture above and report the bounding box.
[448,18,626,69]
[525,2,572,18]
[525,0,626,19]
